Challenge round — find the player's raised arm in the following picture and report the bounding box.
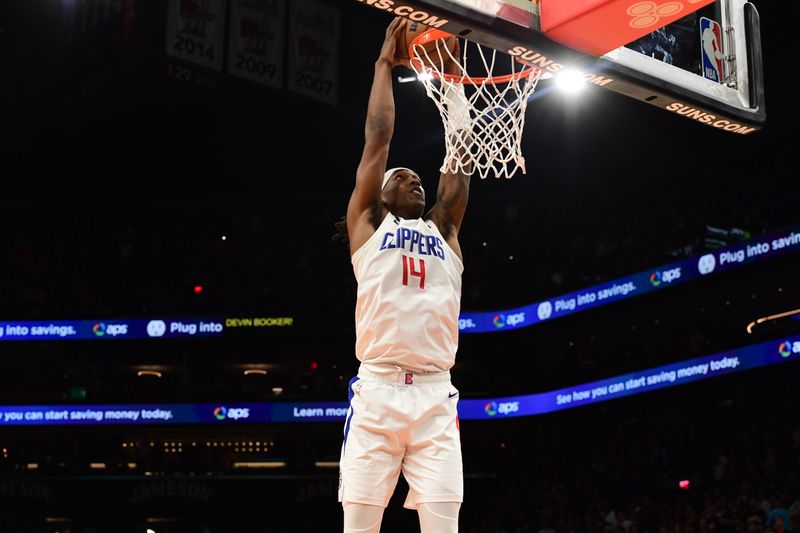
[428,147,471,240]
[346,17,408,256]
[427,45,473,255]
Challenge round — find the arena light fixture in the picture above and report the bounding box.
[747,308,800,334]
[233,461,286,469]
[555,69,587,94]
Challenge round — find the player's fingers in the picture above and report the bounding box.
[385,20,400,42]
[391,24,405,41]
[387,16,403,34]
[390,17,406,37]
[448,40,461,64]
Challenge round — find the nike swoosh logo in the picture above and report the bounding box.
[448,392,459,398]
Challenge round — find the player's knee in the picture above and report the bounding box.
[418,501,461,533]
[343,501,385,533]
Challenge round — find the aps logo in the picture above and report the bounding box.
[92,322,128,337]
[649,267,681,287]
[778,341,800,358]
[213,406,250,421]
[484,401,520,417]
[492,313,526,329]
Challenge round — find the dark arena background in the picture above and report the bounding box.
[1,0,799,532]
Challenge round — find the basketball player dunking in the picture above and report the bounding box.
[334,16,472,533]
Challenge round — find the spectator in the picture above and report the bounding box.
[768,497,794,532]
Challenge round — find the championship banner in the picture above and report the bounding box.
[166,0,228,72]
[287,0,340,105]
[227,0,286,89]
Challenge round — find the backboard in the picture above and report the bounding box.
[353,0,765,134]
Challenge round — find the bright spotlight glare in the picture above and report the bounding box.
[556,70,586,94]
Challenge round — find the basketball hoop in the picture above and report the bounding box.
[408,29,542,180]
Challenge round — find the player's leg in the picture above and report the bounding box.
[402,381,463,529]
[418,501,461,533]
[339,377,405,529]
[343,502,386,533]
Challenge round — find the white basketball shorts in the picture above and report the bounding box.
[337,367,463,509]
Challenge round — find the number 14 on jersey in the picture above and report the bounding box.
[402,255,425,289]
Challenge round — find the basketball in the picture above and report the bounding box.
[396,21,458,67]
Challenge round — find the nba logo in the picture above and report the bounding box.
[700,17,724,83]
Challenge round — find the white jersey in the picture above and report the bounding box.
[351,212,463,374]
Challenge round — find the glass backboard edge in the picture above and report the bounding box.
[352,0,765,133]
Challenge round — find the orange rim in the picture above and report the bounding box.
[408,29,540,85]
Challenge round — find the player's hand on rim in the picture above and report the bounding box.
[444,38,462,77]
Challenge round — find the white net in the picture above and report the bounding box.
[409,36,542,180]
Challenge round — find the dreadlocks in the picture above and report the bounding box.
[332,215,349,249]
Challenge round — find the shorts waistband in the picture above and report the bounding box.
[356,367,451,385]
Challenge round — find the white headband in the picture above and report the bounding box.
[382,167,413,190]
